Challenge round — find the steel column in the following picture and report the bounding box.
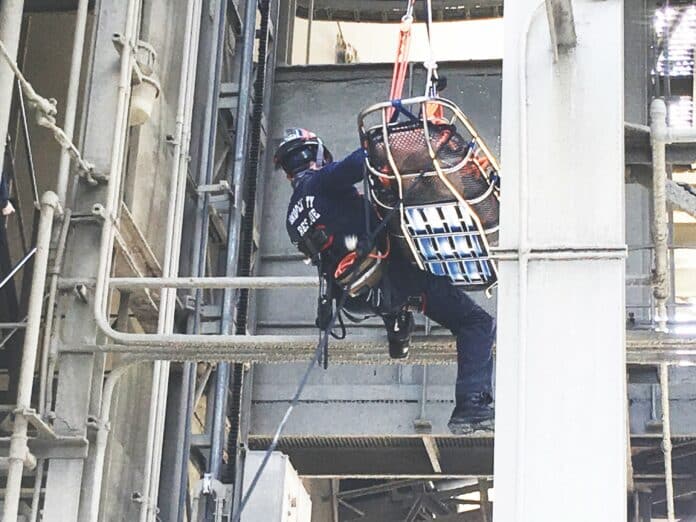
[208,0,259,483]
[43,0,135,517]
[494,2,626,521]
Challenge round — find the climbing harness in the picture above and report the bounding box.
[358,0,501,294]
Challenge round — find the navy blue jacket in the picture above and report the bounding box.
[286,149,374,261]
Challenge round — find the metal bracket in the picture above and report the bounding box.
[198,180,233,198]
[21,408,58,439]
[219,82,240,111]
[29,436,89,460]
[0,433,88,460]
[111,32,136,56]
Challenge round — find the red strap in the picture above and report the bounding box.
[387,3,415,120]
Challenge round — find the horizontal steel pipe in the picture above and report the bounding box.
[108,275,318,290]
[61,331,696,366]
[655,127,696,145]
[493,247,627,261]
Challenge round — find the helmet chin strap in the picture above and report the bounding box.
[315,139,325,168]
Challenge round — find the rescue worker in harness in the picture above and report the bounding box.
[275,128,495,434]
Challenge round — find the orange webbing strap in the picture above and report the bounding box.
[387,0,416,120]
[425,101,444,121]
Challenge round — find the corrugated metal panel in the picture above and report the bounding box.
[249,434,494,450]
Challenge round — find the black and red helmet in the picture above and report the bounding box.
[274,128,333,176]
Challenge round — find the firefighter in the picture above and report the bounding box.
[275,128,495,434]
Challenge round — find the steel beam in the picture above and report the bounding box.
[422,437,442,474]
[0,0,25,179]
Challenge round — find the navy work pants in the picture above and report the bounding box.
[380,254,495,399]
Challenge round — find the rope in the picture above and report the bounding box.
[422,0,445,120]
[0,38,101,185]
[387,0,416,119]
[423,0,439,98]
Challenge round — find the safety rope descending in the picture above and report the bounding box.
[388,0,416,118]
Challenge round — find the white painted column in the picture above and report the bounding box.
[494,2,627,522]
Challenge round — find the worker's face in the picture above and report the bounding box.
[287,160,319,181]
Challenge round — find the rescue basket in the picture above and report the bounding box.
[358,96,500,293]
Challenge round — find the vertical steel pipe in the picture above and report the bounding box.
[89,363,139,522]
[650,99,669,332]
[659,363,675,522]
[209,0,258,482]
[56,0,90,204]
[0,0,25,178]
[2,191,60,522]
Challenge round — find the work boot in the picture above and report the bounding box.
[448,392,495,435]
[383,310,414,359]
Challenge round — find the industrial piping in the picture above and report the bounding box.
[88,363,142,521]
[650,98,696,332]
[660,363,676,522]
[140,0,204,516]
[650,100,670,332]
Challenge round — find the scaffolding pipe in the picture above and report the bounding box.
[0,0,25,179]
[659,363,675,522]
[56,0,90,204]
[650,99,670,332]
[2,191,60,522]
